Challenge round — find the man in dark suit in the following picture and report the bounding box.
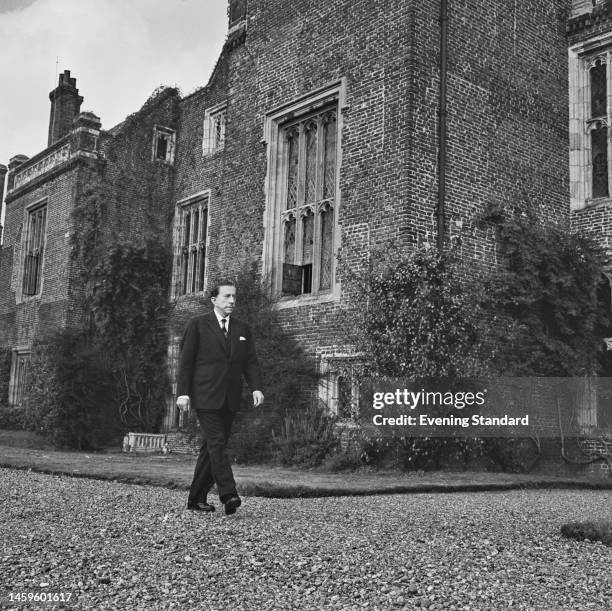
[176,280,264,515]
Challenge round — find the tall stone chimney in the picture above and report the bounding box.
[48,70,83,147]
[7,154,29,192]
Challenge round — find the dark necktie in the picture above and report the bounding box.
[221,318,229,340]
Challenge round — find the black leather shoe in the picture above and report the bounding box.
[187,501,215,512]
[223,496,242,515]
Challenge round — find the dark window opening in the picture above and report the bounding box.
[302,264,312,294]
[282,263,314,295]
[156,135,168,160]
[178,200,207,296]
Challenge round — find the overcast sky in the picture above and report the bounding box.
[0,0,227,224]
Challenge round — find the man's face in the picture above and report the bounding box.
[211,285,236,317]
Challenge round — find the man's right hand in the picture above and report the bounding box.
[176,396,190,412]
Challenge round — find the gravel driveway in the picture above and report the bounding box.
[1,468,610,610]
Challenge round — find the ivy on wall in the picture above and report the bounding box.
[343,243,487,381]
[0,348,11,407]
[479,203,612,377]
[21,86,183,446]
[337,244,487,470]
[24,329,117,449]
[337,213,612,471]
[88,241,171,431]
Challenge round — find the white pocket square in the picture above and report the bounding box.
[239,336,247,341]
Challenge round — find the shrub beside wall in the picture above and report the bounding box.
[88,241,170,433]
[334,219,612,472]
[480,204,611,377]
[23,330,118,449]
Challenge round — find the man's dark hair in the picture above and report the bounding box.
[210,279,237,298]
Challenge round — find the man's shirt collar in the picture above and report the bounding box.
[214,310,230,327]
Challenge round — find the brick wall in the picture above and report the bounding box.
[172,0,571,361]
[174,53,231,290]
[0,87,179,412]
[568,1,612,270]
[572,204,612,266]
[97,88,180,247]
[0,166,80,350]
[0,2,580,424]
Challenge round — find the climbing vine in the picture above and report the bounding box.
[479,203,612,376]
[22,85,218,445]
[343,243,487,381]
[86,241,171,431]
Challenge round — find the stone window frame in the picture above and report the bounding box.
[568,34,612,210]
[262,79,346,308]
[18,198,48,302]
[8,347,30,407]
[173,190,210,298]
[152,124,176,165]
[318,354,362,419]
[202,102,227,156]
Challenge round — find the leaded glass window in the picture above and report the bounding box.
[588,56,610,199]
[591,61,607,119]
[22,204,47,296]
[286,128,299,210]
[280,106,338,296]
[320,204,334,291]
[284,216,296,264]
[178,197,208,295]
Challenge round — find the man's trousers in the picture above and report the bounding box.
[188,406,237,503]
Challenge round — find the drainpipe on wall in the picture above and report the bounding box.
[437,0,449,251]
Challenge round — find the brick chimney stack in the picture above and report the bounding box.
[48,70,83,147]
[7,154,28,191]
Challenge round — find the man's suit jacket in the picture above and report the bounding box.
[177,311,262,412]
